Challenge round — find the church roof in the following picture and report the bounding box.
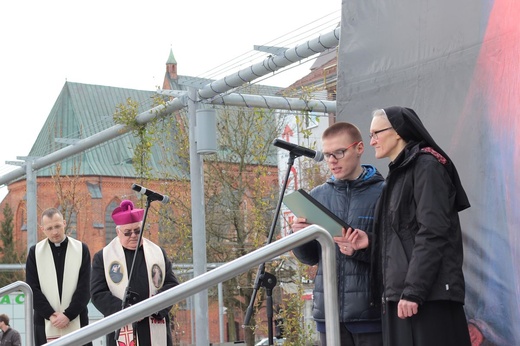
[28,81,185,178]
[166,49,177,64]
[29,79,282,179]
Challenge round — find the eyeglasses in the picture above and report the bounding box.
[323,141,360,160]
[369,127,393,140]
[121,228,141,237]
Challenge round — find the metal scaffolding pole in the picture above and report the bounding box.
[197,27,340,99]
[26,160,38,250]
[188,87,210,345]
[157,90,337,114]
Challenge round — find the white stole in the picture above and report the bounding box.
[35,237,82,341]
[103,237,167,346]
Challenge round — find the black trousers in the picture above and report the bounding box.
[319,323,383,346]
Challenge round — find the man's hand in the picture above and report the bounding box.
[290,217,311,233]
[50,312,70,329]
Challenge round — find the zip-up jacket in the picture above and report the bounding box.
[292,165,384,324]
[371,143,466,306]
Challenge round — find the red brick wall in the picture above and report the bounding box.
[0,176,172,258]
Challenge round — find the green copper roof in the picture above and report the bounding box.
[29,79,282,179]
[166,49,177,64]
[29,81,186,178]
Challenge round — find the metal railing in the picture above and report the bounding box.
[0,281,34,346]
[47,225,340,345]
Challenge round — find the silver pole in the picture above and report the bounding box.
[188,87,210,345]
[218,282,224,343]
[26,160,38,250]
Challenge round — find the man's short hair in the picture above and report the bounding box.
[322,122,363,142]
[41,207,63,220]
[0,313,10,325]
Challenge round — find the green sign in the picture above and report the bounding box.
[0,294,25,304]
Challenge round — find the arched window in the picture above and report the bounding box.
[16,202,26,232]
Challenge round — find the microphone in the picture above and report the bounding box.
[272,139,324,162]
[131,184,170,204]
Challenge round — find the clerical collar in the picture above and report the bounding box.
[51,237,68,247]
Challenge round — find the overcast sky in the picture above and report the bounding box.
[0,0,341,198]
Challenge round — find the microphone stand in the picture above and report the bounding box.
[243,152,298,345]
[115,197,152,343]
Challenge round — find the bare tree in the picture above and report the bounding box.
[52,160,86,237]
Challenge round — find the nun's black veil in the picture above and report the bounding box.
[383,106,470,211]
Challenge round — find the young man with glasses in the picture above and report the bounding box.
[25,208,92,346]
[91,200,179,346]
[291,122,385,346]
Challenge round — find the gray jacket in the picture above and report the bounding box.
[0,327,21,346]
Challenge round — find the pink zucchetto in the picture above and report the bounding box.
[111,200,144,225]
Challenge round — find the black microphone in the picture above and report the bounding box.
[272,139,324,162]
[131,184,170,204]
